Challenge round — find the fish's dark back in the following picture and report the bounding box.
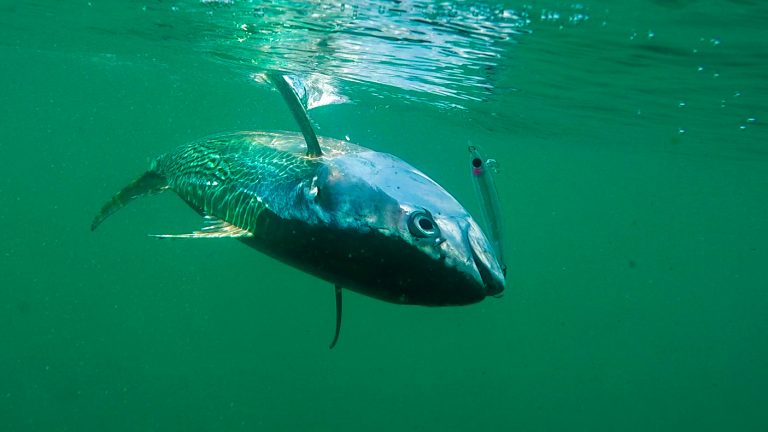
[153,133,319,233]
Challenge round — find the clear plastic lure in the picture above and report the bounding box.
[469,145,506,275]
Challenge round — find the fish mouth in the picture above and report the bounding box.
[465,225,505,298]
[470,243,504,297]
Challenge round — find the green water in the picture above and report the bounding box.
[2,1,766,431]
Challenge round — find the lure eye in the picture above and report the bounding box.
[408,211,440,238]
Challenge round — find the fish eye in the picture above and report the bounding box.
[472,157,482,168]
[408,211,440,238]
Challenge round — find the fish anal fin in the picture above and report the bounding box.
[149,216,253,239]
[329,285,342,350]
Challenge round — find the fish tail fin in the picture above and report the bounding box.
[91,170,169,231]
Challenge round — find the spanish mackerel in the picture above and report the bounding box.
[92,77,506,347]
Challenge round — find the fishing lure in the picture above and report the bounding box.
[469,145,506,277]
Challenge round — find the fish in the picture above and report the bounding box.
[92,75,506,347]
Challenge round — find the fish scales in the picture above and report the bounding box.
[154,132,318,235]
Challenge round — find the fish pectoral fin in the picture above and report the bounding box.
[149,216,253,239]
[329,285,343,350]
[268,73,322,158]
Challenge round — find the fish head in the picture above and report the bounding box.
[306,150,505,306]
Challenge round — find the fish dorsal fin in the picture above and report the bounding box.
[149,215,253,239]
[329,285,342,349]
[268,73,323,158]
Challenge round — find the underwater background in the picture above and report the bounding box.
[1,0,766,430]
